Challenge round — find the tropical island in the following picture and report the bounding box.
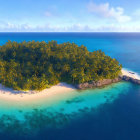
[0,40,139,103]
[0,40,123,91]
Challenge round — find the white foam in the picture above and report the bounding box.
[122,68,140,80]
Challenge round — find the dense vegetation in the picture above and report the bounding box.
[0,40,122,91]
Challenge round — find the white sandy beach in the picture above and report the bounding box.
[0,83,76,102]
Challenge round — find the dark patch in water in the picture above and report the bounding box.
[78,107,90,113]
[66,97,84,104]
[104,95,107,98]
[18,110,23,113]
[60,108,65,111]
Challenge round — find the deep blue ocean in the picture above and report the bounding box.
[0,33,140,140]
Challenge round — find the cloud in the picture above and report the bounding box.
[95,25,140,32]
[0,22,91,32]
[35,24,92,32]
[44,5,58,17]
[45,11,52,17]
[1,22,140,32]
[87,1,131,23]
[0,22,33,32]
[65,24,91,32]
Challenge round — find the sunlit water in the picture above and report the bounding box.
[0,33,140,140]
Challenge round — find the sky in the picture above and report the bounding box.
[0,0,140,32]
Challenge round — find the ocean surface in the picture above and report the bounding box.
[0,32,140,140]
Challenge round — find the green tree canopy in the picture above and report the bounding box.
[0,41,122,91]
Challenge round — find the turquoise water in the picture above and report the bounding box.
[0,33,140,140]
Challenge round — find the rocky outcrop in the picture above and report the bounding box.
[121,75,140,84]
[77,77,121,90]
[77,76,140,90]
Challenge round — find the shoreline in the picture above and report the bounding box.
[0,68,139,102]
[76,68,140,89]
[0,82,76,102]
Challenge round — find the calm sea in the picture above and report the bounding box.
[0,33,140,140]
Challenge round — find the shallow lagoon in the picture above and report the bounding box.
[0,82,133,138]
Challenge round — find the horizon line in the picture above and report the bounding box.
[0,31,140,33]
